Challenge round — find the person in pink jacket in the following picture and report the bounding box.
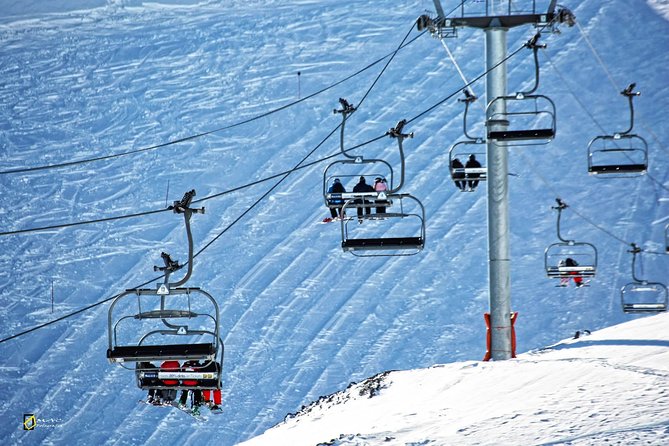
[374,177,388,214]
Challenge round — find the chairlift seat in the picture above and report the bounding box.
[622,303,667,313]
[342,237,424,251]
[326,192,392,209]
[107,342,216,363]
[452,167,488,179]
[546,265,596,278]
[588,164,646,174]
[134,310,198,319]
[488,128,554,141]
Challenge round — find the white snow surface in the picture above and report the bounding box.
[242,313,669,446]
[0,1,668,445]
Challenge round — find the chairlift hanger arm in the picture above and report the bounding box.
[519,33,546,96]
[619,83,640,135]
[552,197,573,243]
[333,98,358,160]
[458,91,482,142]
[386,120,413,193]
[165,190,205,288]
[628,243,645,283]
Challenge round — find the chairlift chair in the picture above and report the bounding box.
[107,286,224,391]
[487,34,556,146]
[107,189,223,391]
[620,243,668,313]
[621,282,668,314]
[544,198,597,280]
[339,192,425,257]
[487,93,556,145]
[587,83,648,177]
[587,133,648,176]
[544,242,597,279]
[449,139,487,191]
[323,99,405,211]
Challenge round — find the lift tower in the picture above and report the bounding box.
[424,1,562,360]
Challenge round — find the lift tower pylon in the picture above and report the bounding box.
[428,0,566,360]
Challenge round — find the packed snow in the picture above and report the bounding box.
[241,312,669,446]
[0,1,667,445]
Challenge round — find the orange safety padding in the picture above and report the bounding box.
[160,360,180,385]
[483,312,518,361]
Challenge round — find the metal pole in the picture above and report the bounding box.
[485,26,512,360]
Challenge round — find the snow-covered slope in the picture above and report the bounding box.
[241,312,669,446]
[0,1,667,445]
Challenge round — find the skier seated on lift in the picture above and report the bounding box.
[178,360,204,415]
[138,362,163,405]
[138,361,179,406]
[559,257,584,287]
[353,176,375,222]
[465,154,482,191]
[374,177,388,214]
[200,360,223,413]
[327,178,346,220]
[158,360,180,404]
[451,158,466,191]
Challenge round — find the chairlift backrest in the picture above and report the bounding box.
[486,94,556,145]
[323,159,394,208]
[339,193,426,257]
[621,282,668,314]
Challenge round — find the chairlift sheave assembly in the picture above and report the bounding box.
[487,34,556,146]
[620,243,668,313]
[107,190,224,392]
[544,198,597,282]
[587,83,648,177]
[339,192,426,257]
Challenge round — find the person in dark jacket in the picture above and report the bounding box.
[451,158,466,191]
[138,362,162,405]
[465,154,482,191]
[560,257,584,287]
[353,176,374,221]
[159,360,180,404]
[327,178,346,219]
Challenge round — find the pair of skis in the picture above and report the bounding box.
[556,279,591,288]
[321,216,352,224]
[138,399,220,422]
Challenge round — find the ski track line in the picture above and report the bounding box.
[2,2,668,445]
